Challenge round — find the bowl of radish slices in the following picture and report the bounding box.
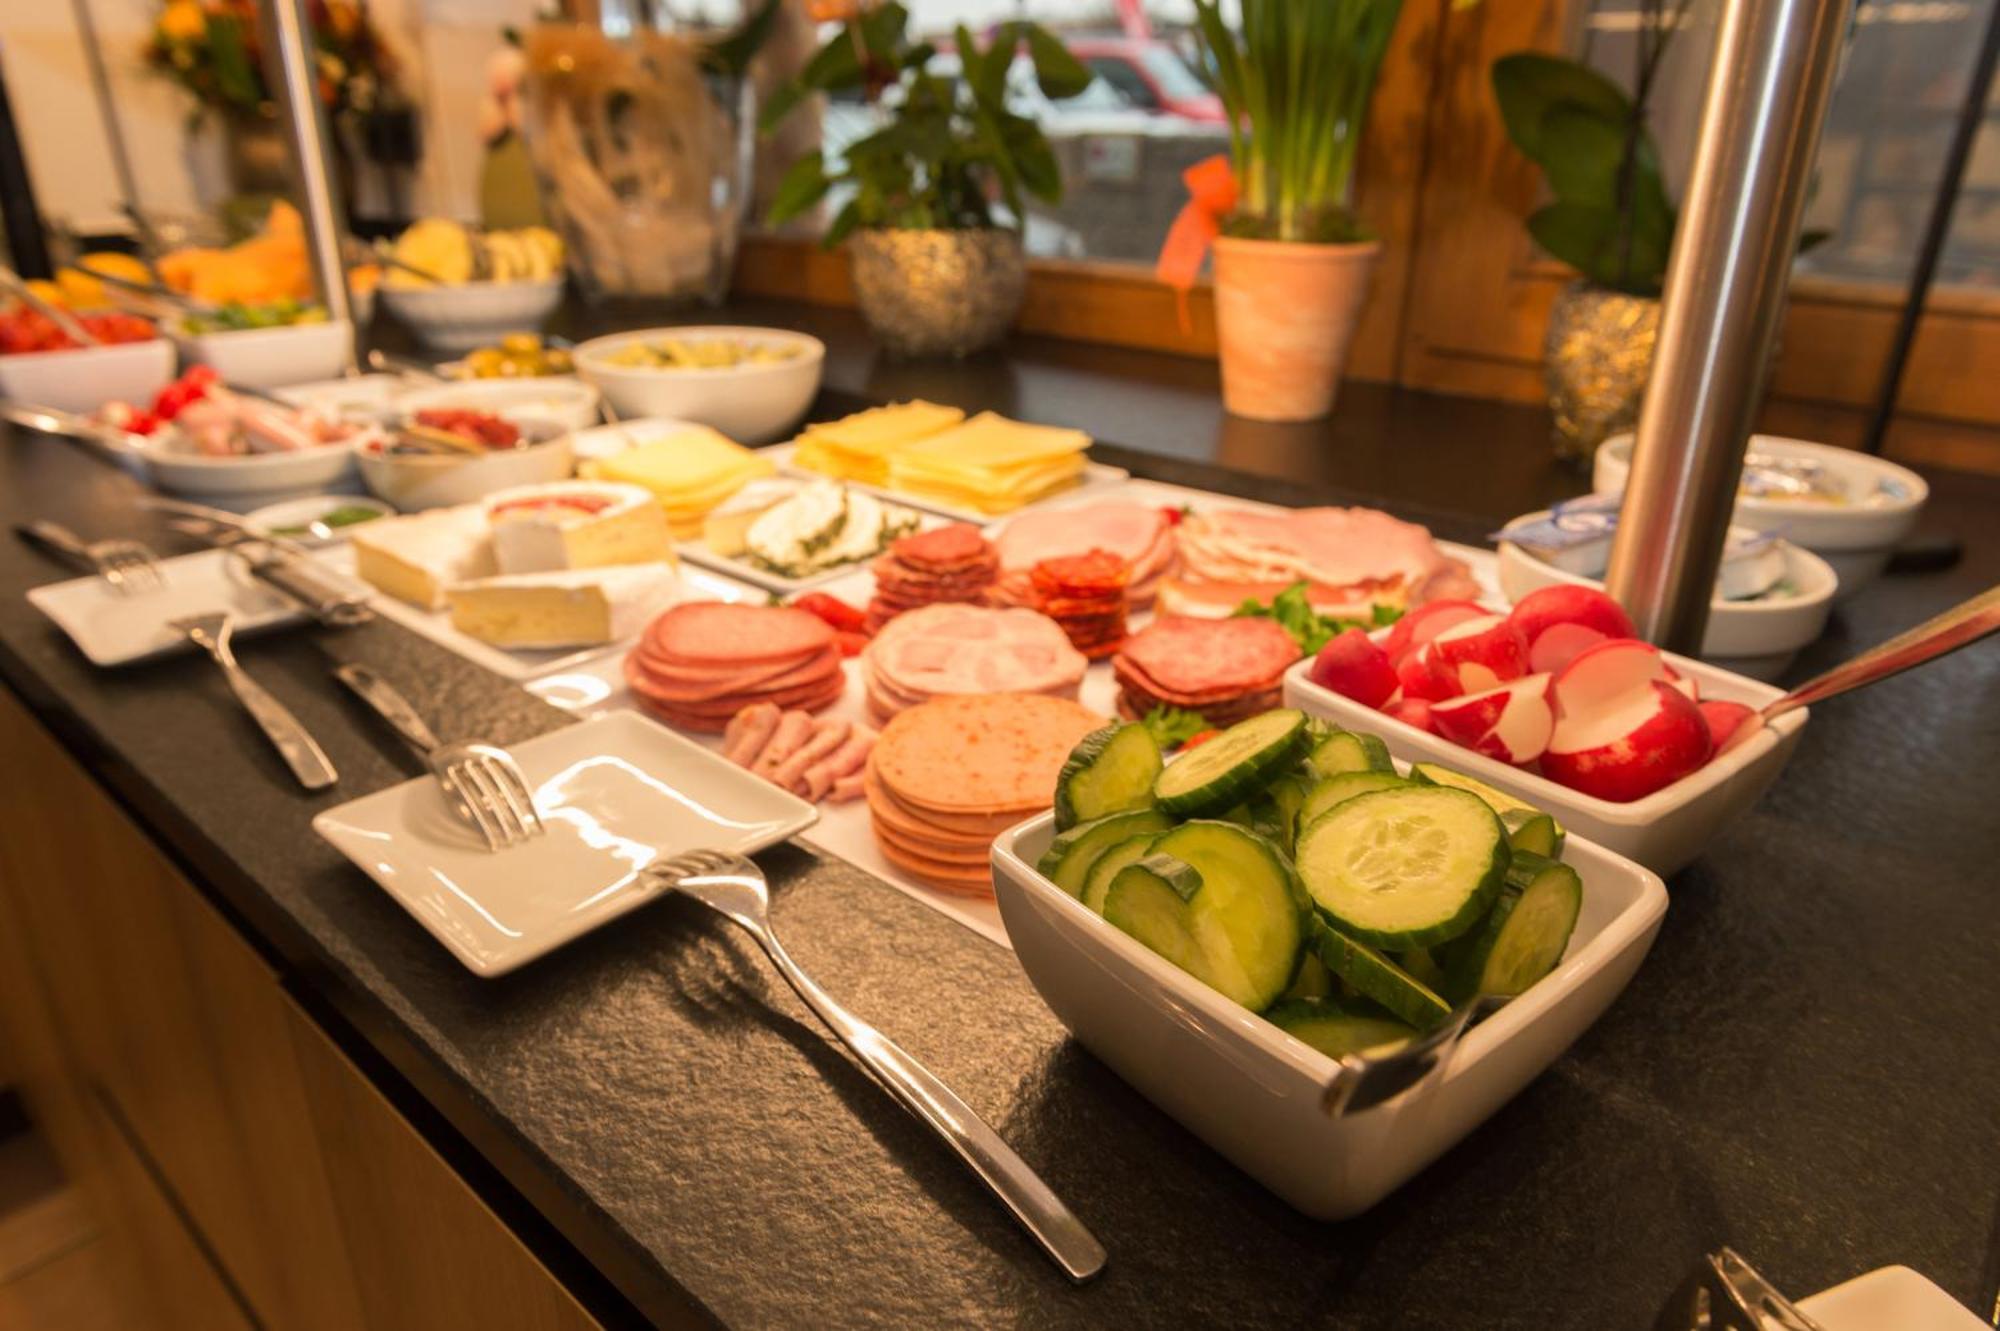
[1282,586,1807,876]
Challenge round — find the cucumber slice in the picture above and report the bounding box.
[1103,821,1306,1010]
[1411,763,1568,846]
[1296,785,1509,949]
[1299,771,1413,830]
[1036,808,1174,896]
[1280,948,1334,1001]
[1311,917,1453,1030]
[1153,709,1310,818]
[1304,729,1393,777]
[1080,833,1161,914]
[1500,807,1565,859]
[1053,723,1163,831]
[1267,774,1309,851]
[1396,945,1446,991]
[1443,853,1583,1003]
[1266,998,1417,1059]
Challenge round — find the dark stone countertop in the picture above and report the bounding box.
[4,303,1999,1329]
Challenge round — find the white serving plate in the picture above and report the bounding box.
[574,326,826,445]
[675,504,948,595]
[1284,653,1806,877]
[1594,433,1928,596]
[1798,1266,1987,1330]
[242,494,394,545]
[313,708,816,976]
[28,547,310,666]
[175,319,354,389]
[1496,511,1838,680]
[991,810,1667,1220]
[275,373,405,420]
[379,278,565,353]
[0,337,176,415]
[762,440,1132,526]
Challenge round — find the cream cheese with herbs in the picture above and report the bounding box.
[744,480,919,578]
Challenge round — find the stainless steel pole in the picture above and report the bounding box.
[257,0,354,338]
[1603,0,1851,651]
[69,0,143,219]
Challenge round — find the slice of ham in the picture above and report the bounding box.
[721,702,782,766]
[863,604,1086,715]
[751,711,816,779]
[1176,507,1478,608]
[996,502,1169,571]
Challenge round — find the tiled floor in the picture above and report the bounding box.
[0,1130,152,1331]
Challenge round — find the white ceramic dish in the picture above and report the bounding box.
[0,337,175,415]
[574,326,825,444]
[761,441,1132,526]
[1798,1266,1987,1330]
[175,319,354,390]
[243,494,394,545]
[275,373,403,420]
[380,278,565,353]
[313,708,817,976]
[355,421,574,511]
[1284,653,1806,877]
[1496,510,1838,679]
[128,433,360,498]
[27,548,310,667]
[991,811,1667,1220]
[397,376,601,432]
[1593,433,1928,596]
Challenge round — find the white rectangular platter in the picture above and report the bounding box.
[759,441,1132,526]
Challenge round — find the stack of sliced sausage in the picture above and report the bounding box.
[860,603,1087,724]
[1023,551,1128,660]
[864,523,999,632]
[625,603,843,733]
[993,501,1176,606]
[1112,615,1302,728]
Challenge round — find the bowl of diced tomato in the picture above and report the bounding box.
[355,407,573,510]
[0,307,174,415]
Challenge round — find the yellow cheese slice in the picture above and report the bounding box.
[798,400,963,455]
[892,412,1090,469]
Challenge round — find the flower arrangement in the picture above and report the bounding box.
[145,0,400,124]
[762,1,1090,245]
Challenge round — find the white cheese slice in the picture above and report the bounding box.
[484,481,676,575]
[350,504,495,610]
[444,563,681,649]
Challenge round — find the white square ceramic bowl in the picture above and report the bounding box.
[175,319,354,389]
[0,337,175,414]
[991,813,1667,1220]
[1283,654,1807,877]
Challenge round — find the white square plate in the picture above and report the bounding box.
[1799,1266,1987,1330]
[28,548,310,666]
[313,709,817,976]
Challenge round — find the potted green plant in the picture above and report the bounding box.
[1170,0,1405,421]
[1492,2,1685,461]
[762,2,1089,357]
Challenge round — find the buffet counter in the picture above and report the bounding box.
[2,304,1998,1329]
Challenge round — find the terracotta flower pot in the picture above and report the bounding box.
[1212,236,1380,422]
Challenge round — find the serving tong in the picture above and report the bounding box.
[1653,1247,1828,1331]
[139,497,375,628]
[0,265,99,345]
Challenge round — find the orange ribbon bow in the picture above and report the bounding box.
[1155,154,1238,333]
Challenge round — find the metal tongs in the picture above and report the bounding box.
[1653,1247,1828,1330]
[139,497,374,628]
[1321,993,1511,1117]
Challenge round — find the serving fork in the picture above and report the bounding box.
[651,849,1108,1284]
[16,519,164,596]
[1320,992,1513,1118]
[333,663,544,851]
[172,613,337,791]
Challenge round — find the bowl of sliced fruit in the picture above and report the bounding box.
[1281,586,1808,876]
[377,220,567,352]
[991,708,1667,1220]
[355,407,573,510]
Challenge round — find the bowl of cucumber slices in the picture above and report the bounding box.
[991,708,1667,1220]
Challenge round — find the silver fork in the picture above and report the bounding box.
[172,613,338,791]
[333,663,544,851]
[16,519,164,596]
[651,849,1108,1284]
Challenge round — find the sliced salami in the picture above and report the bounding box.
[1115,615,1299,697]
[643,602,833,665]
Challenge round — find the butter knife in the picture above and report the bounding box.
[171,612,337,790]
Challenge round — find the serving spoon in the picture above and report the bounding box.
[1757,581,2000,724]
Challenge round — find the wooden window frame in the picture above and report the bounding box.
[735,0,2000,474]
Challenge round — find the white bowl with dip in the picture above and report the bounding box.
[396,377,602,432]
[1593,433,1927,596]
[991,809,1667,1220]
[1495,507,1838,679]
[574,326,824,444]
